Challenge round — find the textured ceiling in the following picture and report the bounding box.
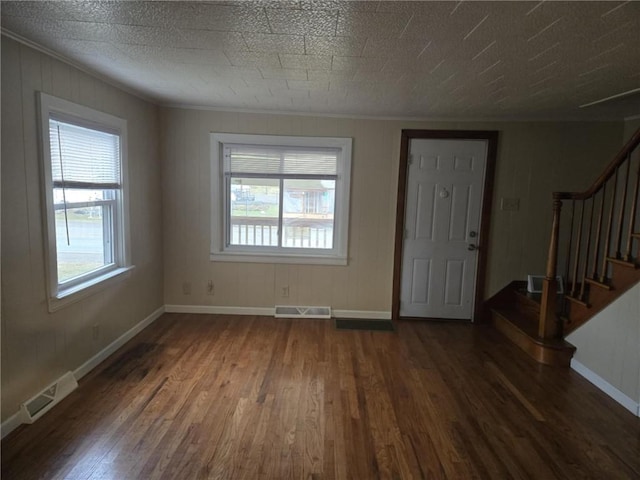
[2,1,639,119]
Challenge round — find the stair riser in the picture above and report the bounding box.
[491,311,575,367]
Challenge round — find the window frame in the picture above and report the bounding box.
[210,133,352,265]
[38,93,133,311]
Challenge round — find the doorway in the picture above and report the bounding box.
[392,130,498,321]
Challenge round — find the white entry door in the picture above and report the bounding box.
[400,138,488,319]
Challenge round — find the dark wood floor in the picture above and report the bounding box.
[2,314,639,479]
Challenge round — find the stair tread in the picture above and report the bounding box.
[607,257,639,268]
[515,288,541,303]
[565,295,590,308]
[584,277,612,290]
[491,307,571,349]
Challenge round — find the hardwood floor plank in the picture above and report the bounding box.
[2,314,639,480]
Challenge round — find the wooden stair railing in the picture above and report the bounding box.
[540,128,640,339]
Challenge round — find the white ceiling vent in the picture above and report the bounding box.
[19,371,78,424]
[275,305,331,319]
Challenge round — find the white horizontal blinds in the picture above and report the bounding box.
[225,144,338,176]
[49,118,121,189]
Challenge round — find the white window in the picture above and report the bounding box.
[211,133,352,265]
[39,93,132,310]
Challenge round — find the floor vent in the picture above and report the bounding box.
[275,305,331,319]
[19,371,78,424]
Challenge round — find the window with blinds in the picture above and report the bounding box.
[211,133,352,265]
[49,118,121,189]
[224,145,338,176]
[39,93,131,310]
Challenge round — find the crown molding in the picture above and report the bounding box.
[1,29,157,106]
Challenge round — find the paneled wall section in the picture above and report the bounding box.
[160,108,623,312]
[1,37,164,421]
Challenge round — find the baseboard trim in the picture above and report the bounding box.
[571,359,640,417]
[0,412,22,440]
[333,309,391,320]
[164,305,274,316]
[165,305,391,320]
[1,305,165,440]
[74,305,166,381]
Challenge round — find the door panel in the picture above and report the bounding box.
[400,139,487,319]
[444,259,465,306]
[415,183,437,240]
[410,258,431,304]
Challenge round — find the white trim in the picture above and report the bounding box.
[165,305,274,316]
[209,252,347,265]
[38,92,133,312]
[333,309,392,320]
[1,30,155,104]
[210,133,352,265]
[0,306,165,439]
[49,266,134,312]
[74,306,165,381]
[162,102,633,123]
[1,413,23,440]
[164,304,391,320]
[571,359,640,417]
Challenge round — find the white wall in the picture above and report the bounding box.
[567,283,640,413]
[1,36,164,422]
[160,107,623,313]
[565,116,640,414]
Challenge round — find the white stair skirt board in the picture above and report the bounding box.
[19,372,78,425]
[275,305,331,319]
[571,359,640,417]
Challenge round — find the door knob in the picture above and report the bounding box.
[468,244,477,251]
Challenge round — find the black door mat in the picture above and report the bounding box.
[334,319,394,331]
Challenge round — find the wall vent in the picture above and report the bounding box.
[274,305,331,319]
[19,371,78,424]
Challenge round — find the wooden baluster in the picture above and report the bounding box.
[614,155,631,258]
[579,198,595,301]
[591,185,606,279]
[564,200,576,288]
[570,201,584,298]
[600,168,619,282]
[623,162,640,262]
[540,197,562,339]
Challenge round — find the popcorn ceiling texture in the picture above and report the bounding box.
[1,0,639,119]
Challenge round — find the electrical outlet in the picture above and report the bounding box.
[501,197,520,211]
[182,282,191,295]
[207,280,214,295]
[92,324,100,341]
[281,286,289,298]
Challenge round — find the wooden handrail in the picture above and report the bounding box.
[539,127,640,339]
[553,128,640,201]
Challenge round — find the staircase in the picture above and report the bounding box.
[489,129,640,366]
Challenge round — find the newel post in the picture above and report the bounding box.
[539,196,562,338]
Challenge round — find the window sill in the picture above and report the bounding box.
[210,251,347,266]
[48,265,135,312]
